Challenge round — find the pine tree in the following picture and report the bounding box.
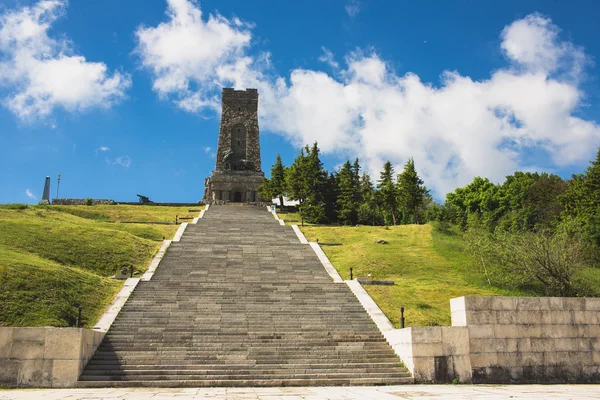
[286,147,308,204]
[298,142,328,223]
[378,161,398,225]
[268,154,287,208]
[337,160,357,224]
[397,158,430,224]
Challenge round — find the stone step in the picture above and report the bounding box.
[77,376,414,387]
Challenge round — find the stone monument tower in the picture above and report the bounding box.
[39,176,51,205]
[204,88,264,203]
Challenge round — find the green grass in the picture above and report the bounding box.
[0,205,202,328]
[300,224,514,327]
[49,204,200,223]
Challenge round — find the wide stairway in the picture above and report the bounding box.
[79,205,411,387]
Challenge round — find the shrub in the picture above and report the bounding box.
[84,198,93,206]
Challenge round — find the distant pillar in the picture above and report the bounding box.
[40,176,51,205]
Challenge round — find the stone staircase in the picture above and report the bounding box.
[79,205,411,387]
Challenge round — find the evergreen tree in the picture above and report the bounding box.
[397,158,430,224]
[377,161,398,225]
[286,147,308,204]
[269,154,287,208]
[300,142,328,223]
[336,160,357,224]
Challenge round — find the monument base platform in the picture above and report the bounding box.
[205,170,264,203]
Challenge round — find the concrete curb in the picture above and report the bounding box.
[291,225,309,244]
[141,240,172,281]
[93,278,140,333]
[172,222,188,242]
[308,242,344,283]
[193,204,209,223]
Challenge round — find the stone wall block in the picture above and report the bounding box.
[562,298,585,311]
[467,324,494,338]
[17,359,53,387]
[412,356,435,381]
[517,297,548,311]
[493,324,519,338]
[463,296,492,311]
[521,352,544,366]
[412,327,442,344]
[492,297,517,311]
[531,338,556,353]
[585,298,600,311]
[574,311,598,325]
[12,328,47,341]
[452,355,473,383]
[469,352,498,368]
[518,324,543,338]
[45,328,82,359]
[412,342,444,357]
[0,327,14,358]
[496,351,521,367]
[548,297,564,311]
[517,338,532,352]
[471,338,508,353]
[441,327,469,355]
[554,338,580,352]
[495,311,517,324]
[11,337,45,359]
[0,360,19,385]
[471,311,496,325]
[550,311,574,325]
[51,359,80,388]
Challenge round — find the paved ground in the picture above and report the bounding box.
[1,385,599,400]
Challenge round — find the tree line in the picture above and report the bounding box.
[260,143,600,298]
[259,142,431,226]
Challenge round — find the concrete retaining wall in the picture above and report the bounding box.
[0,327,104,388]
[452,296,600,383]
[388,296,600,383]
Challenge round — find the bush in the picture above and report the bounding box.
[0,204,28,210]
[84,198,93,206]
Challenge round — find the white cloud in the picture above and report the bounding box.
[138,1,600,197]
[0,0,131,120]
[203,146,216,158]
[135,0,251,110]
[345,0,361,17]
[95,146,110,155]
[114,156,131,168]
[25,189,36,200]
[319,47,339,70]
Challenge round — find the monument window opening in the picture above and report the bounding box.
[231,124,247,168]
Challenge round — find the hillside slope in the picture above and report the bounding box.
[0,205,200,327]
[300,224,514,327]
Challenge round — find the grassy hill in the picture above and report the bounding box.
[300,224,518,327]
[0,204,201,328]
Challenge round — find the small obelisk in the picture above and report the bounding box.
[39,176,51,205]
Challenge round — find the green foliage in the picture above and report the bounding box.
[397,157,430,224]
[336,160,359,225]
[377,161,399,225]
[84,198,93,206]
[489,221,594,296]
[0,204,29,210]
[260,153,287,205]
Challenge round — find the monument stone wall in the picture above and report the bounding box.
[205,88,264,203]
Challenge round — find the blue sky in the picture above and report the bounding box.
[1,0,599,203]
